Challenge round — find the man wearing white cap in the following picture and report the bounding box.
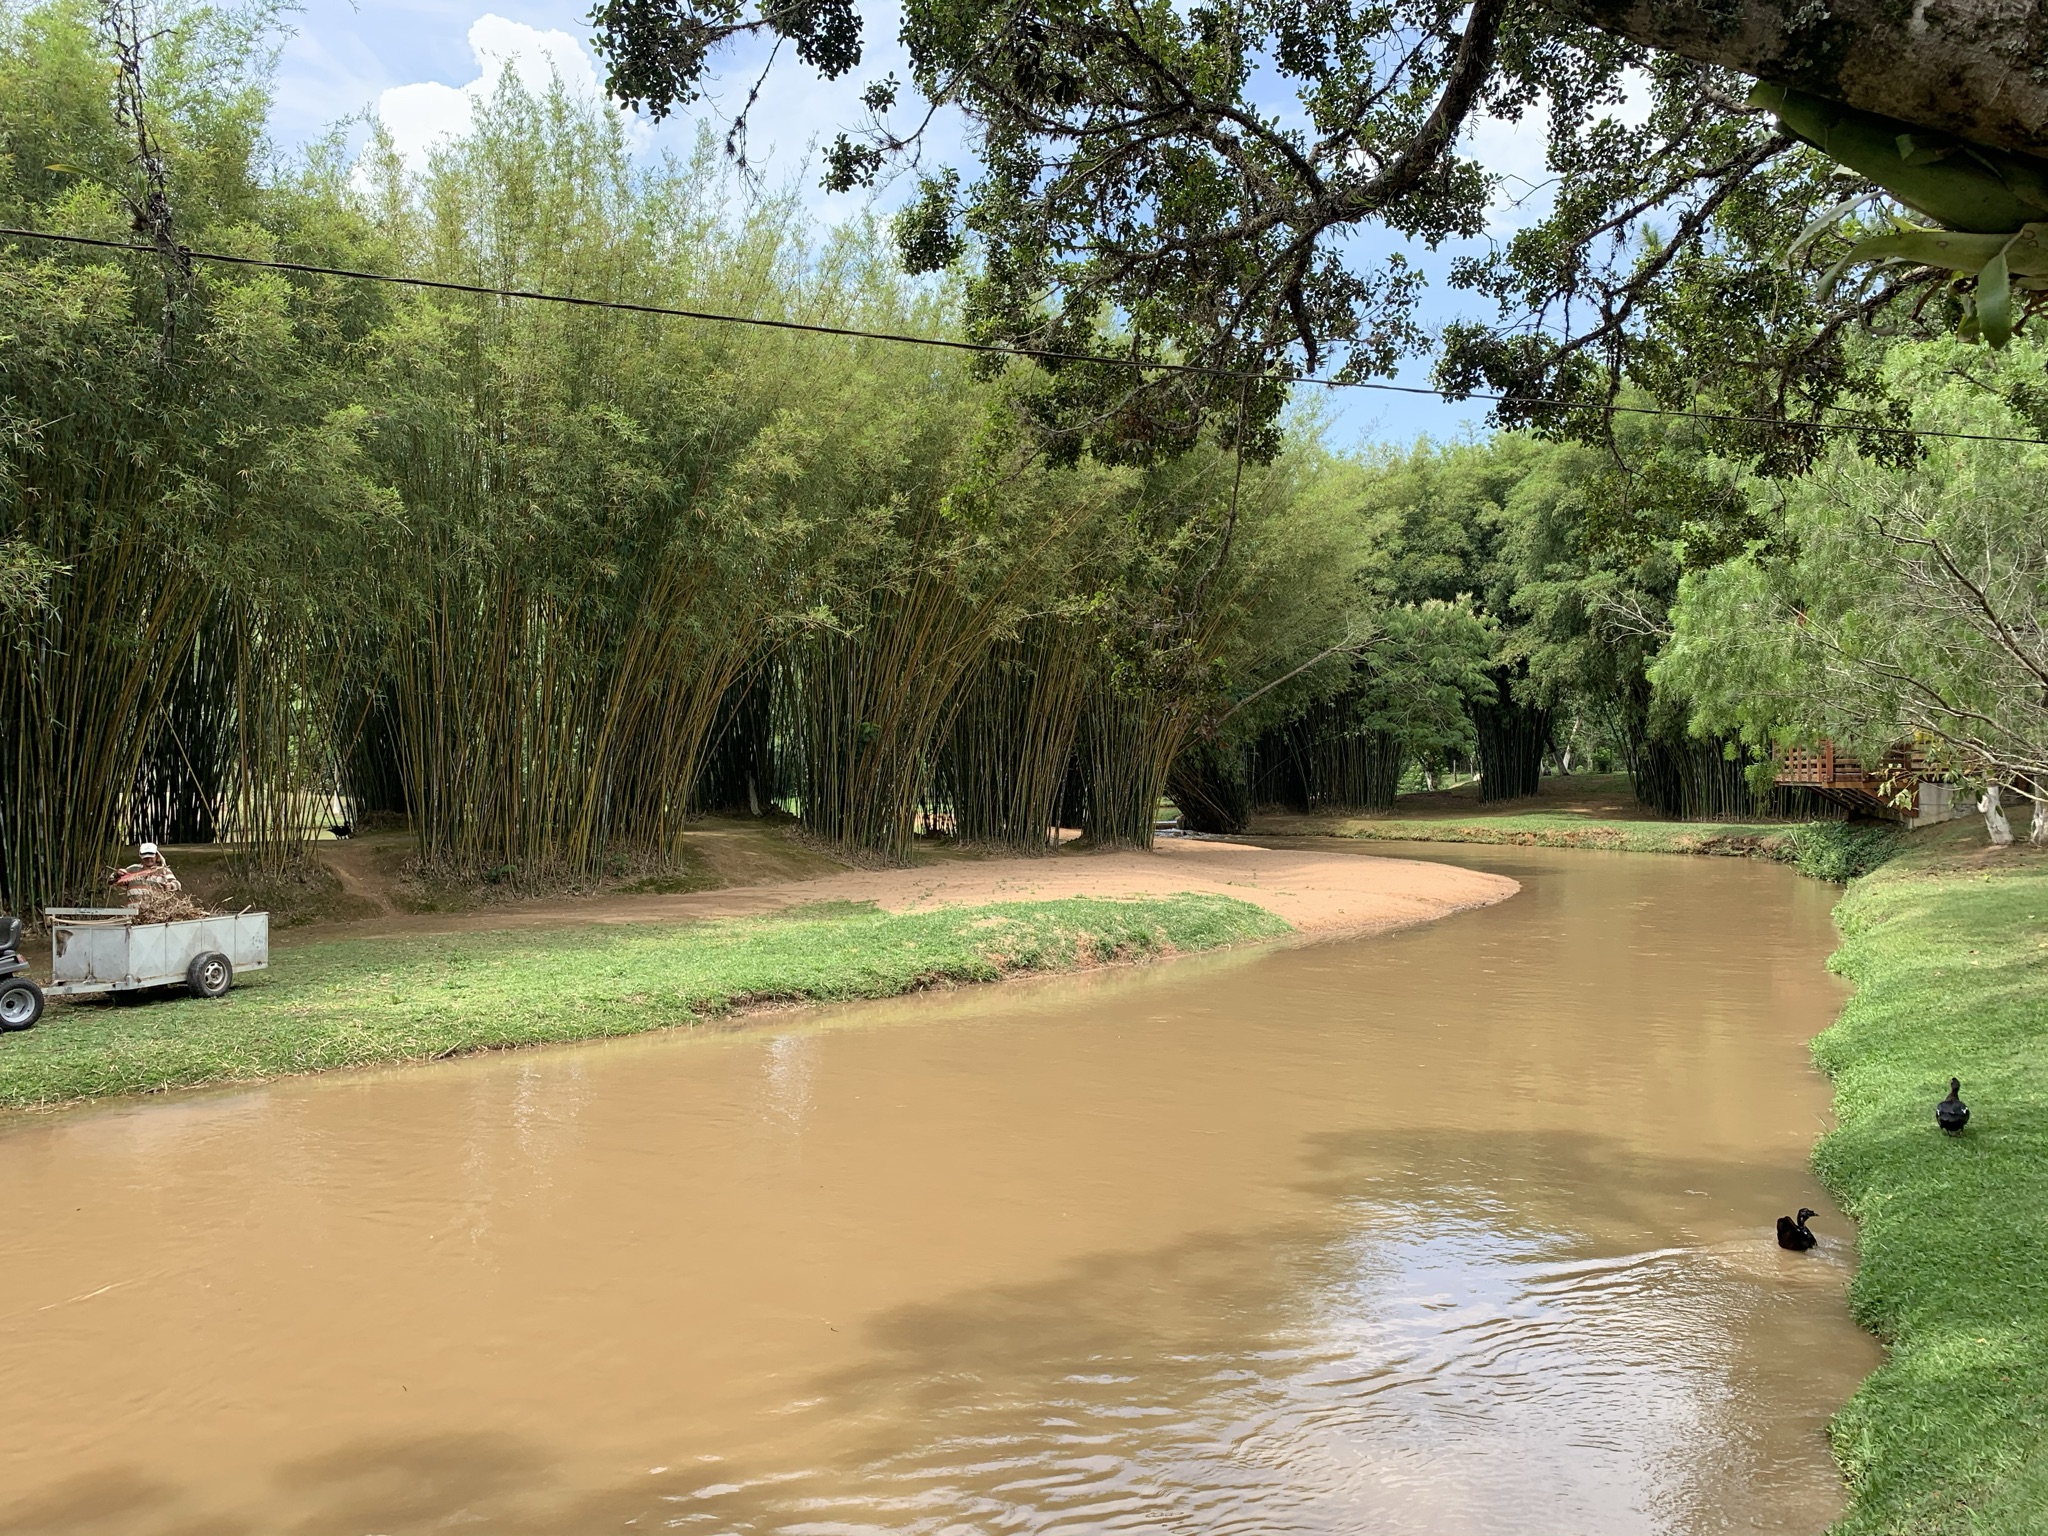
[111,842,182,899]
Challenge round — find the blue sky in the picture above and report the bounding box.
[267,1,1542,449]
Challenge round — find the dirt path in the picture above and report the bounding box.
[283,838,1517,948]
[316,838,399,916]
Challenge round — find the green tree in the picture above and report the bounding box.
[584,0,2048,459]
[0,0,383,909]
[1659,336,2048,826]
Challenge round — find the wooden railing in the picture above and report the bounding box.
[1775,740,1925,815]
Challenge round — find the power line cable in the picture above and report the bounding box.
[5,224,2046,449]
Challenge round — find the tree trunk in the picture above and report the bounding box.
[1626,729,1770,819]
[1076,680,1192,849]
[1250,707,1406,812]
[1248,725,1312,811]
[1539,0,2048,158]
[1981,783,2015,845]
[1470,668,1550,804]
[2031,792,2048,847]
[943,622,1089,852]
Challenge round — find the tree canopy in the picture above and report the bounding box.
[586,0,2048,460]
[14,0,2048,912]
[1659,336,2048,794]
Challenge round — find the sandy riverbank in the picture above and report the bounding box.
[287,837,1519,947]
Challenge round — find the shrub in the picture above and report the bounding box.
[1787,821,1902,882]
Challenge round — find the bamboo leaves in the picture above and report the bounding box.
[1,4,1374,903]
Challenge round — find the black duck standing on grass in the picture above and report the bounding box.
[1777,1209,1818,1251]
[1938,1077,1970,1134]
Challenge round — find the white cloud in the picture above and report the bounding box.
[375,14,612,171]
[360,7,950,220]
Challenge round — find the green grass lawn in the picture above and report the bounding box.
[1328,811,1801,854]
[1818,832,2048,1533]
[0,894,1289,1110]
[1314,810,1903,881]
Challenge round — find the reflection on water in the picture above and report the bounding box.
[0,844,1877,1535]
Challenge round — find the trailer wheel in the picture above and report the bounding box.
[0,978,43,1031]
[187,952,233,999]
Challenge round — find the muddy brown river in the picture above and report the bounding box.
[0,843,1878,1535]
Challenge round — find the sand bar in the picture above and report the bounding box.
[288,837,1519,946]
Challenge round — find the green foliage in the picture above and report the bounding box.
[1756,84,2048,349]
[1443,68,1894,462]
[591,0,863,124]
[1786,821,1902,883]
[1658,336,2048,789]
[0,1,1388,899]
[1197,431,1517,815]
[1297,424,1795,817]
[1045,419,1393,843]
[1815,838,2048,1533]
[1284,436,1530,794]
[0,540,61,621]
[0,0,377,908]
[1330,809,1802,857]
[582,0,1978,462]
[0,894,1290,1107]
[350,73,1026,869]
[1758,86,2048,237]
[1351,601,1496,764]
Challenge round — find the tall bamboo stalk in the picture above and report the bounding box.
[1075,674,1200,849]
[1471,666,1552,803]
[941,618,1090,852]
[1251,700,1407,811]
[787,555,991,862]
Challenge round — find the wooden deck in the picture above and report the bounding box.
[1775,742,1926,818]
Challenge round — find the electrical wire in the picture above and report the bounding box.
[5,223,2046,449]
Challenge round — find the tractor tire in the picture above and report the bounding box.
[0,977,44,1031]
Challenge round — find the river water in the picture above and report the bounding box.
[0,843,1878,1535]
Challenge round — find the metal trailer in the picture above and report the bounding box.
[41,908,270,1000]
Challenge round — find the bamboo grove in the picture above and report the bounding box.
[0,3,1847,915]
[0,5,1353,909]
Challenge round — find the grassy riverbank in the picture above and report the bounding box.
[1329,814,1904,882]
[1252,771,1904,881]
[0,894,1288,1111]
[1819,827,2048,1533]
[1321,810,1801,855]
[1254,769,1812,854]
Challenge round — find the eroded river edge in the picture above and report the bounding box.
[0,842,1878,1535]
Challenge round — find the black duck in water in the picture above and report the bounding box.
[1776,1208,1818,1251]
[1937,1078,1970,1134]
